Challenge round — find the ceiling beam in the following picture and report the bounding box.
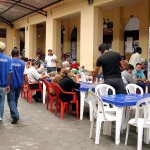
[0,0,21,16]
[0,16,13,28]
[0,0,47,18]
[8,0,47,16]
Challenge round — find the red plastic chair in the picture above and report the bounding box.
[50,82,79,120]
[41,79,56,112]
[27,79,43,104]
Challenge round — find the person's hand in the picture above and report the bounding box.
[6,86,10,93]
[44,74,50,78]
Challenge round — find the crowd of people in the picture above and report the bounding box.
[93,43,147,94]
[0,40,148,125]
[0,43,81,124]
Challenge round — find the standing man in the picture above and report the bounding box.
[93,43,126,94]
[129,47,142,68]
[0,42,12,124]
[7,48,28,124]
[45,48,58,73]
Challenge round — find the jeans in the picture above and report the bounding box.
[7,87,21,119]
[0,87,6,120]
[104,78,127,94]
[47,67,56,73]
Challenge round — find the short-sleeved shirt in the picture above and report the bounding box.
[96,51,122,79]
[10,58,26,88]
[45,54,57,67]
[132,69,145,78]
[0,53,12,87]
[129,53,141,68]
[27,66,41,83]
[121,70,136,85]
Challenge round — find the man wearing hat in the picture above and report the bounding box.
[93,43,126,94]
[45,48,58,73]
[0,42,12,124]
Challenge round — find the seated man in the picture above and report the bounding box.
[62,61,70,68]
[132,63,146,83]
[121,64,136,85]
[27,61,50,102]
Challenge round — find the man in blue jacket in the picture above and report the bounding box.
[0,42,12,124]
[7,48,28,124]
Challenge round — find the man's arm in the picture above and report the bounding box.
[6,73,11,93]
[120,60,125,71]
[92,66,100,81]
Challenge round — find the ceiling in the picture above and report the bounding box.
[0,0,63,27]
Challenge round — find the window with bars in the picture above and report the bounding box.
[125,17,139,31]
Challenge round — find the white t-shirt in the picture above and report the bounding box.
[129,52,141,68]
[45,54,57,67]
[27,66,41,83]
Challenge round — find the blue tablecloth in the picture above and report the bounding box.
[101,93,150,107]
[138,82,150,87]
[79,81,91,91]
[45,78,52,82]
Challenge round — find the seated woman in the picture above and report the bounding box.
[58,67,80,111]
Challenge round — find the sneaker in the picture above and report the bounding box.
[0,119,3,124]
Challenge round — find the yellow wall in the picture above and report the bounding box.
[37,24,46,56]
[103,0,149,59]
[1,0,149,70]
[0,23,13,55]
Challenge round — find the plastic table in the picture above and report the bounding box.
[102,94,150,145]
[79,82,91,120]
[138,82,150,93]
[79,81,150,145]
[42,78,52,104]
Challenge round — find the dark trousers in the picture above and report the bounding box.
[104,78,127,94]
[7,87,21,119]
[47,67,56,73]
[29,84,42,98]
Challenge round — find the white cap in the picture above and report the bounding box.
[48,48,53,51]
[0,42,5,50]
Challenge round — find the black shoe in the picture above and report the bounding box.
[36,98,42,103]
[11,118,19,124]
[0,119,3,124]
[32,95,42,102]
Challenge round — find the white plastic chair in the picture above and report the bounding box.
[126,84,144,95]
[95,84,116,109]
[95,84,116,135]
[86,90,116,144]
[80,72,93,83]
[125,84,144,129]
[125,97,150,150]
[86,83,100,121]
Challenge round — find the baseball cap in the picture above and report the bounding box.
[48,48,53,51]
[0,42,5,51]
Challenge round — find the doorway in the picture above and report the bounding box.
[71,27,77,60]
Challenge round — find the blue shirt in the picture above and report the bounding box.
[132,69,145,78]
[10,58,25,88]
[0,53,12,87]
